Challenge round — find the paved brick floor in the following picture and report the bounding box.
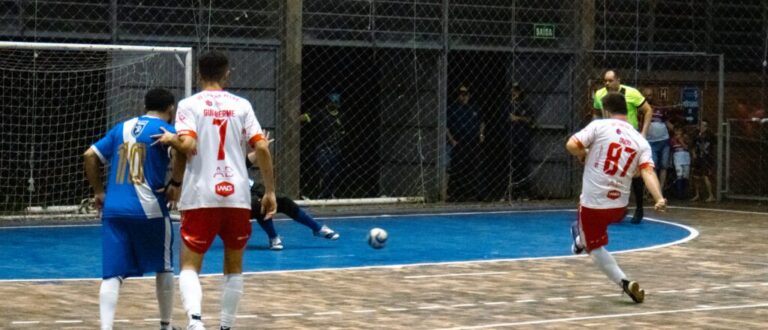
[1,205,767,329]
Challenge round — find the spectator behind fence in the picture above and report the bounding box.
[691,119,716,202]
[642,88,673,195]
[301,92,345,199]
[447,85,484,202]
[505,82,533,201]
[670,126,691,199]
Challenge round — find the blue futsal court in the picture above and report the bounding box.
[0,210,695,281]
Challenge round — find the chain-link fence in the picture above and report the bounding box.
[1,1,766,216]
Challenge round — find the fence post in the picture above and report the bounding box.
[278,0,302,198]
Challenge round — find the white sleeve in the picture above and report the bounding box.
[175,101,198,139]
[572,122,597,148]
[638,141,654,169]
[243,103,265,146]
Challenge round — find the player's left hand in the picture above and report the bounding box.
[150,126,176,146]
[260,191,277,220]
[654,198,667,212]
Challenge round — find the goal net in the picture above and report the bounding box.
[0,42,192,217]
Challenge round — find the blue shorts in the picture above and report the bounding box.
[102,216,174,279]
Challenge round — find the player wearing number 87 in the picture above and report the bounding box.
[153,50,277,330]
[83,88,181,330]
[566,92,667,304]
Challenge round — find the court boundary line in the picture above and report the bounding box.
[0,213,698,283]
[435,302,768,329]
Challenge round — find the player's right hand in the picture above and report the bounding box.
[150,126,176,146]
[654,198,667,212]
[94,192,105,210]
[260,191,277,220]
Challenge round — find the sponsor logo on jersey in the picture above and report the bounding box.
[206,100,213,106]
[606,189,621,200]
[132,120,148,137]
[213,166,235,178]
[215,181,235,197]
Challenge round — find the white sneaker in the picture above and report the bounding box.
[314,225,339,240]
[269,237,284,250]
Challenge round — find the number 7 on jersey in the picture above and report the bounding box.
[213,118,228,160]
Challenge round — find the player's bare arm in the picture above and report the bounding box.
[252,138,277,218]
[151,127,197,155]
[165,149,186,205]
[640,166,667,212]
[83,148,106,209]
[565,136,587,164]
[640,102,653,137]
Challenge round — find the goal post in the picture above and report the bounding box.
[0,42,193,216]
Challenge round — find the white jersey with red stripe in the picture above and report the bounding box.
[174,90,265,210]
[573,118,654,209]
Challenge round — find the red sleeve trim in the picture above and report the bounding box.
[574,138,585,149]
[177,130,197,139]
[639,162,654,170]
[249,133,265,146]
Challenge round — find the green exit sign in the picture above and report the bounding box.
[534,24,555,39]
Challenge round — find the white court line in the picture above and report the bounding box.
[452,303,477,308]
[667,206,768,216]
[314,311,343,315]
[404,272,509,279]
[385,308,409,312]
[54,320,83,323]
[575,296,594,299]
[272,313,302,317]
[514,300,536,303]
[237,315,258,319]
[483,301,509,305]
[435,302,768,329]
[0,210,699,283]
[10,321,40,324]
[352,309,376,313]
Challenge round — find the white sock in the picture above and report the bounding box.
[99,277,122,330]
[220,274,244,329]
[156,272,175,327]
[589,247,627,285]
[179,269,203,322]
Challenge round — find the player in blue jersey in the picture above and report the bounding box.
[84,88,184,330]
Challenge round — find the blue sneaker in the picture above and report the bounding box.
[570,221,584,255]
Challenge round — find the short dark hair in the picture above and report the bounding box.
[601,92,627,115]
[198,50,229,82]
[144,88,175,112]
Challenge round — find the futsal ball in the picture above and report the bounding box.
[367,228,388,249]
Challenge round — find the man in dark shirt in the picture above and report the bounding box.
[301,93,345,199]
[506,83,533,200]
[447,85,484,201]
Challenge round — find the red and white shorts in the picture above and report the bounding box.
[180,208,252,254]
[577,205,628,252]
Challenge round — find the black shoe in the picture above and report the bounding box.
[621,279,645,303]
[630,208,643,224]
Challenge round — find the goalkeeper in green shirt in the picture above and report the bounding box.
[593,70,653,224]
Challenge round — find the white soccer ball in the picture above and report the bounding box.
[367,228,388,249]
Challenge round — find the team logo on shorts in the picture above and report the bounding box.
[606,189,621,200]
[215,181,235,197]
